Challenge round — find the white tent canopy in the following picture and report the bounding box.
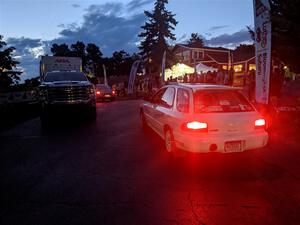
[165,63,195,80]
[196,63,218,74]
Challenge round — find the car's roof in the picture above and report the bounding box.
[167,83,241,91]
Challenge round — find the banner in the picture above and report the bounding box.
[161,51,166,83]
[127,60,141,94]
[253,0,272,104]
[103,64,108,85]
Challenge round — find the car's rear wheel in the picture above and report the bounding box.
[165,129,176,153]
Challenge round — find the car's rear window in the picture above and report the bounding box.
[97,85,111,91]
[194,89,254,113]
[44,72,87,82]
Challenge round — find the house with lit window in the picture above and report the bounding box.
[173,44,256,86]
[231,45,256,86]
[173,44,232,70]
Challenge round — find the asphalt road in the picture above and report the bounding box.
[0,100,300,225]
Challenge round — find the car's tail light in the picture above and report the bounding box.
[112,90,116,95]
[182,121,208,132]
[96,91,101,95]
[255,119,266,129]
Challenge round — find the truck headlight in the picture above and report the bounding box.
[88,86,95,94]
[39,86,48,98]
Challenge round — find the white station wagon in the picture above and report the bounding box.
[140,83,268,154]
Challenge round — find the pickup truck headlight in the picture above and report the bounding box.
[39,86,48,98]
[88,86,95,94]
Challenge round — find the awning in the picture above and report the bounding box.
[196,63,218,73]
[165,63,195,80]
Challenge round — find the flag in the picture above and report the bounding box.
[128,60,141,94]
[103,64,107,85]
[253,0,272,104]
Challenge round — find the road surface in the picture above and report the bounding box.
[1,100,299,225]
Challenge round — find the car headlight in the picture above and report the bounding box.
[88,86,95,94]
[39,86,48,97]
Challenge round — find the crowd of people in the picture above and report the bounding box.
[166,67,235,86]
[111,64,295,102]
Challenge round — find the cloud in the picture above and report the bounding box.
[209,25,229,31]
[177,34,188,43]
[57,2,146,55]
[5,37,50,79]
[6,37,42,49]
[5,2,148,80]
[72,4,81,8]
[206,29,252,47]
[127,0,153,11]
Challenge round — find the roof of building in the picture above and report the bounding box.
[167,83,241,91]
[232,45,255,62]
[175,44,231,52]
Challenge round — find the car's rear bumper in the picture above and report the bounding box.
[96,96,115,101]
[174,131,268,153]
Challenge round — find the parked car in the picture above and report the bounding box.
[39,71,97,126]
[140,83,268,155]
[95,84,116,101]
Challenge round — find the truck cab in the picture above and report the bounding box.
[39,71,96,126]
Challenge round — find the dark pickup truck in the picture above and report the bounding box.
[39,71,96,126]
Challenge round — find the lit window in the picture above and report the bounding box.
[234,65,243,72]
[249,64,256,71]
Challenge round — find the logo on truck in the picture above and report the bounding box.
[55,58,71,63]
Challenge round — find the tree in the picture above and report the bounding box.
[0,35,22,88]
[109,51,138,76]
[139,0,178,72]
[269,0,300,72]
[86,43,103,77]
[71,41,87,71]
[50,43,72,56]
[187,33,204,48]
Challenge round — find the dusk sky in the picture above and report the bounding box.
[0,0,254,80]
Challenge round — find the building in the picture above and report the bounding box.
[174,44,232,70]
[174,44,256,86]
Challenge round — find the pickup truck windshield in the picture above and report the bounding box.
[194,89,254,113]
[44,72,87,82]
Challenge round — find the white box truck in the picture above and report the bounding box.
[40,56,82,81]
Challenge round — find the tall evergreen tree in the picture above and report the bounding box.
[0,35,22,88]
[269,0,300,72]
[139,0,177,72]
[187,33,205,48]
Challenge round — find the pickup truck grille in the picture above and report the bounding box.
[47,86,89,102]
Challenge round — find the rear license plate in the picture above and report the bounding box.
[105,94,111,97]
[225,141,242,152]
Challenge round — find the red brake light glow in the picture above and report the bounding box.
[182,121,208,133]
[112,90,116,95]
[187,121,208,130]
[255,119,266,129]
[96,91,101,95]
